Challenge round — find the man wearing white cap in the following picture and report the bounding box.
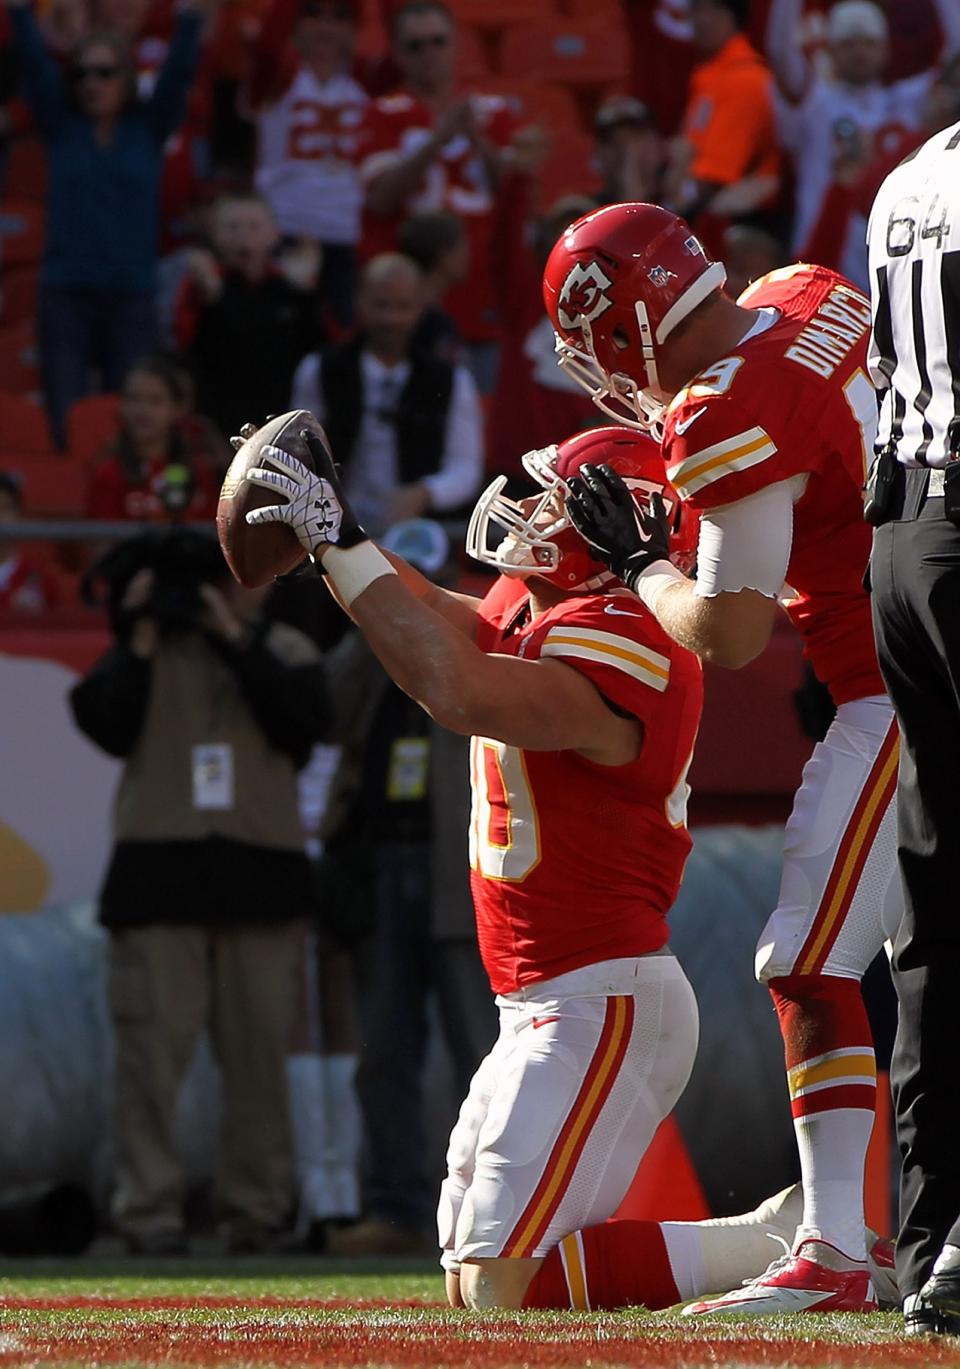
[767,0,960,288]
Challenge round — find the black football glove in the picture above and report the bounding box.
[566,462,672,593]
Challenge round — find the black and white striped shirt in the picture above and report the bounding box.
[867,119,960,469]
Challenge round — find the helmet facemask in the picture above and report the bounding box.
[465,448,615,590]
[554,308,667,437]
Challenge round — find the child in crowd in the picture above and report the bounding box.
[174,192,320,438]
[86,355,225,523]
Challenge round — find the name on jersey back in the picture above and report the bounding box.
[785,283,872,380]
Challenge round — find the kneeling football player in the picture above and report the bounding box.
[244,422,705,1309]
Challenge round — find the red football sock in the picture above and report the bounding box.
[768,974,873,1080]
[768,973,876,1258]
[522,1220,681,1311]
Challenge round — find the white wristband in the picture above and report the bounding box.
[321,542,397,608]
[632,559,684,615]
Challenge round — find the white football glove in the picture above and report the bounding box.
[245,446,343,555]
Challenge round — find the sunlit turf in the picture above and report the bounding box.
[0,1262,956,1369]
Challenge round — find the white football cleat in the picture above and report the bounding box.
[683,1234,877,1317]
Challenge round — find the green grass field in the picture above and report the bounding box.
[0,1258,957,1369]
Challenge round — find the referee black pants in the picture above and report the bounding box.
[871,472,960,1301]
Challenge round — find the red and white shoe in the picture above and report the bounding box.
[682,1235,878,1317]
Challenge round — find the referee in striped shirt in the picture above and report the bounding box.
[866,118,960,1336]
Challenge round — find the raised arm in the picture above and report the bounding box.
[147,2,205,141]
[242,437,639,762]
[379,545,485,638]
[766,0,809,104]
[5,0,66,136]
[247,0,299,108]
[333,569,639,762]
[932,0,960,59]
[363,101,473,217]
[567,463,782,669]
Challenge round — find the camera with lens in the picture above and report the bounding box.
[82,527,228,637]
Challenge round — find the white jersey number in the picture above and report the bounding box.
[469,737,541,883]
[843,367,879,482]
[665,747,695,830]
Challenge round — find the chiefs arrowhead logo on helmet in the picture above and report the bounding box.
[556,261,614,332]
[543,203,727,433]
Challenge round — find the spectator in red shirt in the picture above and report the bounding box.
[0,471,61,615]
[248,0,368,332]
[359,0,533,394]
[87,355,225,523]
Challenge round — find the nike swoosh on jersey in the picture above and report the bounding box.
[675,405,708,436]
[603,603,645,617]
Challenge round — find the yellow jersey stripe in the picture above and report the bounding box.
[542,639,669,692]
[669,427,777,497]
[543,626,670,672]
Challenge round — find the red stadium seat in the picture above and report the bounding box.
[4,137,47,202]
[500,16,630,86]
[456,22,492,80]
[5,455,87,515]
[2,265,40,327]
[562,0,622,15]
[479,78,584,136]
[449,0,552,29]
[537,130,600,207]
[0,200,45,267]
[0,392,54,455]
[66,394,121,465]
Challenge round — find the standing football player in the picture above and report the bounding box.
[241,422,703,1310]
[546,203,901,1316]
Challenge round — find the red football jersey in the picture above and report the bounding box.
[662,263,884,706]
[359,91,519,343]
[470,576,703,995]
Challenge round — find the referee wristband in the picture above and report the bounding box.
[321,542,397,607]
[629,559,685,615]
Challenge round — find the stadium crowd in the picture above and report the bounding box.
[0,0,958,1278]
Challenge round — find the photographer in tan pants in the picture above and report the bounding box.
[72,529,330,1254]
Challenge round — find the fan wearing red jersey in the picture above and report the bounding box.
[240,421,703,1311]
[547,203,901,1316]
[358,1,525,379]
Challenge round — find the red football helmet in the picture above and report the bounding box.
[542,202,727,433]
[466,426,698,591]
